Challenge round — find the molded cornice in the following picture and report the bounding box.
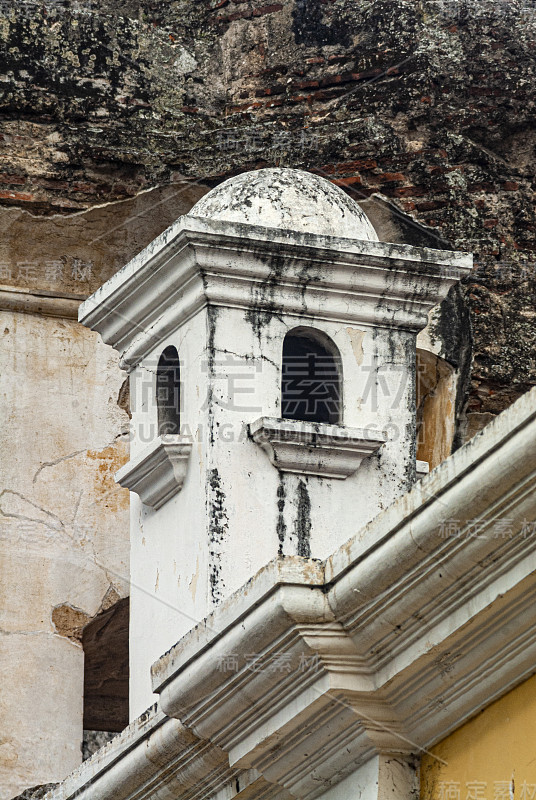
[249,417,387,478]
[79,216,472,370]
[151,387,536,800]
[115,435,193,509]
[44,704,290,800]
[45,388,536,800]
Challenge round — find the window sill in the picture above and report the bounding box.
[249,417,387,479]
[115,435,193,510]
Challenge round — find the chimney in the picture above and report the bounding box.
[79,168,472,716]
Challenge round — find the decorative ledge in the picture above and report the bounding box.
[115,435,193,509]
[78,215,472,371]
[249,417,387,479]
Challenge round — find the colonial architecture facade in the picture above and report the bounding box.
[3,167,531,800]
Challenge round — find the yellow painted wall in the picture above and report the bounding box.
[421,673,536,800]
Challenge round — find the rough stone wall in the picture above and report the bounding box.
[0,0,535,427]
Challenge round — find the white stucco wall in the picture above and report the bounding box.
[128,303,417,716]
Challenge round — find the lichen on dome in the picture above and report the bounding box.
[188,168,379,241]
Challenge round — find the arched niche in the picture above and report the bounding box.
[156,345,181,436]
[281,327,342,425]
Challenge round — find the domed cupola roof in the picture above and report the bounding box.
[188,168,379,241]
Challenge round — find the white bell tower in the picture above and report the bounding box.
[79,168,472,716]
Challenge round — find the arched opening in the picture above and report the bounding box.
[157,345,181,436]
[281,328,342,424]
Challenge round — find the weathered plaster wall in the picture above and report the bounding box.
[128,306,419,716]
[0,312,130,799]
[0,0,535,428]
[421,672,536,800]
[416,348,457,468]
[0,182,208,299]
[0,177,209,798]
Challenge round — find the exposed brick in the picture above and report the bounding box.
[0,190,34,202]
[332,176,362,186]
[0,0,533,420]
[376,172,406,182]
[72,182,97,193]
[468,183,496,193]
[335,160,377,171]
[294,80,320,89]
[230,101,264,112]
[0,173,27,185]
[254,3,284,14]
[393,185,429,198]
[344,186,376,197]
[319,74,346,87]
[36,178,70,190]
[350,69,384,81]
[415,200,448,211]
[513,241,536,251]
[328,55,353,63]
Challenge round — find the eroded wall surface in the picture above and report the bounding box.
[0,313,129,798]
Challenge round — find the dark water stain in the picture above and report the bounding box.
[206,305,219,446]
[294,479,311,558]
[244,251,287,340]
[207,467,228,604]
[276,473,287,555]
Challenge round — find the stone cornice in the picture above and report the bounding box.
[79,216,472,370]
[151,387,536,800]
[249,417,387,478]
[44,704,290,800]
[115,435,193,509]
